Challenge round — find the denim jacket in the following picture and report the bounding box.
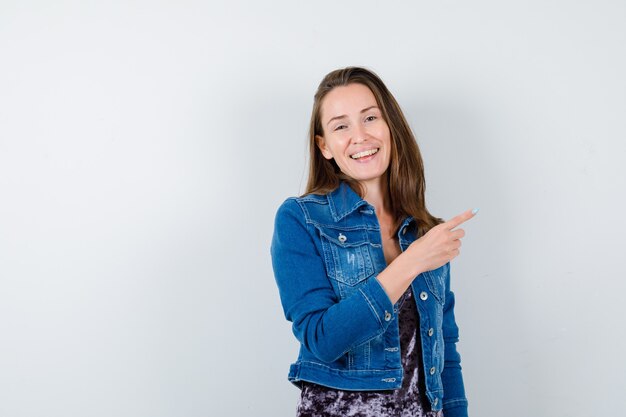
[270,182,468,417]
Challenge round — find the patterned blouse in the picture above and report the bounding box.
[295,286,443,417]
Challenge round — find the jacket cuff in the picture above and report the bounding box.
[358,275,395,330]
[442,400,469,417]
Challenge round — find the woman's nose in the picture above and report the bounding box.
[351,123,368,144]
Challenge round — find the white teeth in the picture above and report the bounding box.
[351,148,379,159]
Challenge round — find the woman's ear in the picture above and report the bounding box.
[315,135,333,160]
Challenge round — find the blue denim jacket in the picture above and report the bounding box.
[271,182,468,417]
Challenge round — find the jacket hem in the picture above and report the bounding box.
[288,360,403,391]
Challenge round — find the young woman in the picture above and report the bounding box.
[271,67,477,417]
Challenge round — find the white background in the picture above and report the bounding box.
[1,1,625,416]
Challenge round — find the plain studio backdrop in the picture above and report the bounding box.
[1,1,625,416]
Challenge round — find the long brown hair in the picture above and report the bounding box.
[304,66,443,236]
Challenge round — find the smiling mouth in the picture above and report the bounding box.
[350,148,379,159]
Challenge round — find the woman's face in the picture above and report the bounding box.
[316,83,392,189]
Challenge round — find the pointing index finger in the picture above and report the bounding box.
[444,208,479,230]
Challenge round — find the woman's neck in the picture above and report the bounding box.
[360,175,391,217]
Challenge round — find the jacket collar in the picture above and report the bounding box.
[327,182,415,232]
[327,182,369,222]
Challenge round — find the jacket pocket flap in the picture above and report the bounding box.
[424,264,447,303]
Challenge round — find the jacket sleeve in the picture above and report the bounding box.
[441,263,469,417]
[270,198,396,363]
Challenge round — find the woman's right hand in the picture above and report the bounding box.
[404,209,478,275]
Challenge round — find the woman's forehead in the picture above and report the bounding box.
[320,84,378,121]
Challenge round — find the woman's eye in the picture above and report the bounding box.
[365,115,377,122]
[334,124,347,131]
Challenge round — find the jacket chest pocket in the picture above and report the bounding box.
[317,227,375,296]
[424,263,447,305]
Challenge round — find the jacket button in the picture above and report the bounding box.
[430,367,436,375]
[428,328,434,337]
[420,291,428,301]
[338,233,347,243]
[384,311,392,321]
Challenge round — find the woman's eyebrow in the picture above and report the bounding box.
[360,105,378,113]
[326,106,379,127]
[326,114,347,127]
